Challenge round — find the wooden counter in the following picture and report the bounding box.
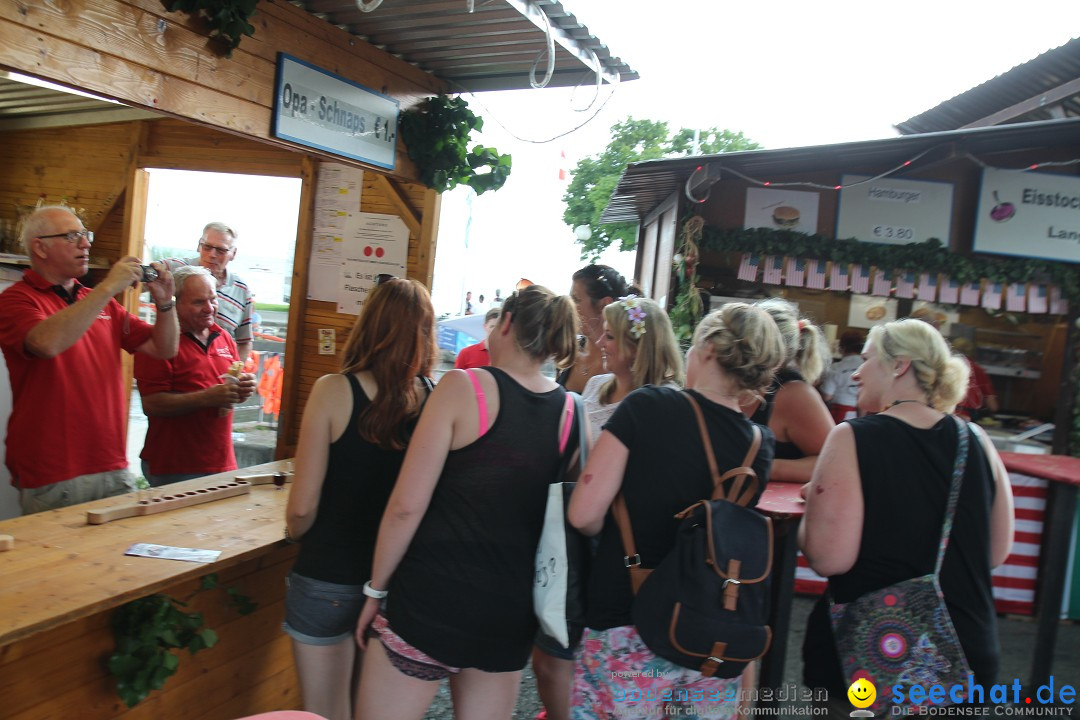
[0,461,302,720]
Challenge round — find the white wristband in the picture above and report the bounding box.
[362,580,388,599]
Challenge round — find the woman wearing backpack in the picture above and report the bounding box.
[353,285,580,720]
[568,302,785,719]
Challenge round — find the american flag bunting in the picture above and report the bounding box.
[939,276,959,305]
[806,259,827,289]
[785,258,806,287]
[737,253,760,282]
[1006,283,1026,312]
[762,256,784,285]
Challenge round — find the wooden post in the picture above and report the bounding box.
[277,155,317,457]
[415,187,442,289]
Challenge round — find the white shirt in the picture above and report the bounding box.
[820,354,861,407]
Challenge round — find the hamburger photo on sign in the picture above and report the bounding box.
[743,187,820,233]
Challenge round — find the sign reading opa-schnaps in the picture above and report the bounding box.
[272,53,399,170]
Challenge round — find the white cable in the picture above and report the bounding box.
[356,0,384,12]
[569,48,612,113]
[529,2,555,89]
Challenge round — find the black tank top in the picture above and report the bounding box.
[803,414,999,692]
[291,374,413,585]
[751,366,804,459]
[387,367,573,671]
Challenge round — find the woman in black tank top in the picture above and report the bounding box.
[751,298,834,482]
[799,319,1014,705]
[354,285,580,720]
[283,278,437,720]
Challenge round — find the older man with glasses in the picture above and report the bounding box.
[163,221,254,362]
[0,205,179,514]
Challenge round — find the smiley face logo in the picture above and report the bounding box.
[848,678,876,709]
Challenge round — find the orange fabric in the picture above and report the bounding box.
[258,355,283,419]
[243,349,260,375]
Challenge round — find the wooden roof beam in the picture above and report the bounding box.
[962,76,1080,129]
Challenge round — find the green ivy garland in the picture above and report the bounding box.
[399,95,512,195]
[699,227,1080,303]
[165,0,258,56]
[693,222,1080,457]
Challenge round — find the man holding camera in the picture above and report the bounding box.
[0,205,179,514]
[163,222,253,362]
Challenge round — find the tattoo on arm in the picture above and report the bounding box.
[815,484,825,495]
[582,473,593,485]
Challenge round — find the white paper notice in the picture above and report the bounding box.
[125,543,221,563]
[337,212,409,314]
[309,163,364,302]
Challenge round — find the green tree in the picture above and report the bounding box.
[563,118,760,259]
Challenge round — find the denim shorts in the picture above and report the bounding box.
[282,572,367,645]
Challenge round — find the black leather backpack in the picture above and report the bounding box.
[613,392,772,678]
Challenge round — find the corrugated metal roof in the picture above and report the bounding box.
[895,38,1080,134]
[600,118,1080,224]
[0,73,157,131]
[293,0,638,92]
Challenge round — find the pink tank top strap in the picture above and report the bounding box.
[558,392,575,454]
[464,368,490,438]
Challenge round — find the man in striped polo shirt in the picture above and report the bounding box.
[164,221,253,362]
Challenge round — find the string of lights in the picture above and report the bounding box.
[684,145,1080,200]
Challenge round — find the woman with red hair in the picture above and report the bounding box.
[283,278,438,720]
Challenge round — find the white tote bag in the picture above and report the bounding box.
[533,393,590,648]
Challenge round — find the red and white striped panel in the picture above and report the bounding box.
[792,472,1048,616]
[992,473,1047,615]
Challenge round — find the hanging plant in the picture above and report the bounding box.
[165,0,259,56]
[399,95,512,195]
[107,574,256,707]
[668,216,706,348]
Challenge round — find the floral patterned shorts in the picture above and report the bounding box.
[571,626,742,720]
[369,612,461,682]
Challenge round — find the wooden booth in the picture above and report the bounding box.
[0,1,633,718]
[606,116,1080,691]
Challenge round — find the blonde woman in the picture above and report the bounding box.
[532,295,683,720]
[750,298,833,482]
[354,285,581,720]
[568,303,785,719]
[584,295,684,437]
[800,319,1013,705]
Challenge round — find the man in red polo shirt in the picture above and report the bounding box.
[0,206,179,514]
[135,266,256,486]
[454,307,500,370]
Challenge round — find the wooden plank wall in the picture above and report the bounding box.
[0,123,130,251]
[0,117,442,461]
[0,545,301,720]
[0,0,446,184]
[278,165,440,455]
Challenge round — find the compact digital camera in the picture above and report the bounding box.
[141,265,159,283]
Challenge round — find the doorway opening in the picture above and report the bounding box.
[128,169,302,476]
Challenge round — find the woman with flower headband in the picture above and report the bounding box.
[531,295,683,720]
[559,264,633,394]
[568,303,785,719]
[748,297,833,482]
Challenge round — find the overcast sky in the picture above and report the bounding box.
[427,1,1080,315]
